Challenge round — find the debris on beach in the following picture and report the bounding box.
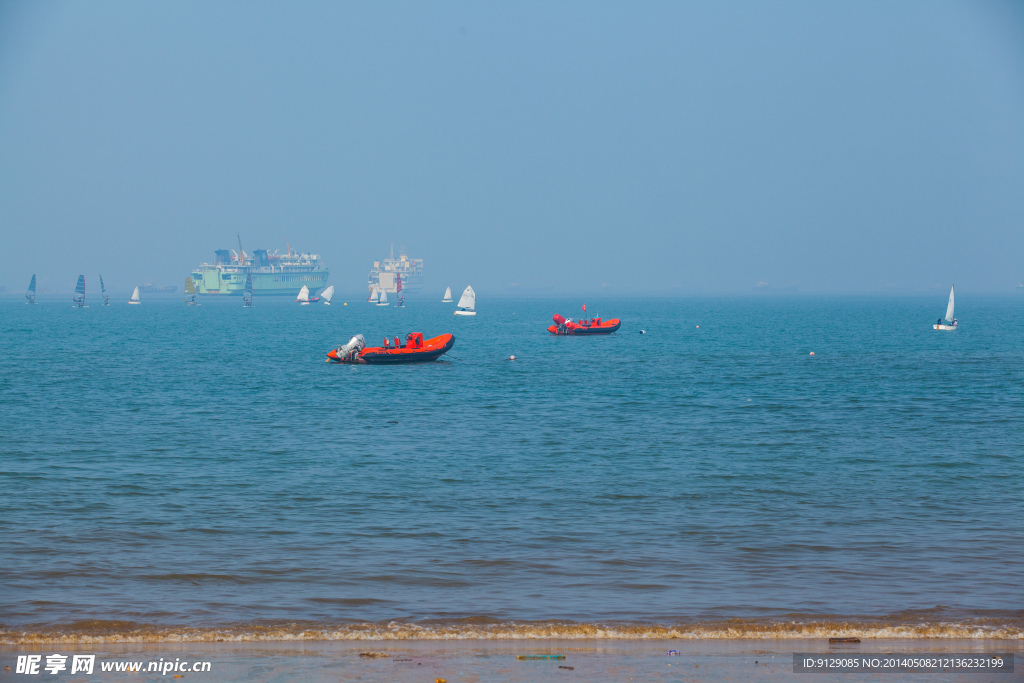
[359,652,390,658]
[828,637,860,644]
[517,654,565,660]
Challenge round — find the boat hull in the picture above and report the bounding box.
[327,334,455,364]
[549,319,621,335]
[454,310,476,316]
[933,324,958,330]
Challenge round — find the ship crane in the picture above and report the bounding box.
[237,233,247,265]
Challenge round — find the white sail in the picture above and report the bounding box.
[296,285,310,302]
[456,285,475,311]
[321,285,335,304]
[369,288,379,303]
[129,286,140,303]
[944,285,955,322]
[443,286,452,302]
[378,288,389,304]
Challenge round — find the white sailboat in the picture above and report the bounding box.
[368,287,379,304]
[376,288,390,306]
[26,274,36,304]
[128,286,141,305]
[442,286,452,303]
[454,285,476,316]
[100,275,110,305]
[296,285,311,305]
[933,285,958,330]
[321,285,335,305]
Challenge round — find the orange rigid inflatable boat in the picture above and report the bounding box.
[327,332,455,364]
[548,314,621,335]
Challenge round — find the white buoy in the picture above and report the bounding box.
[509,355,516,361]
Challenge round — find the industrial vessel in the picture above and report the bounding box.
[191,238,328,296]
[367,244,423,296]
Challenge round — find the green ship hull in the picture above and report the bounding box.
[191,245,329,296]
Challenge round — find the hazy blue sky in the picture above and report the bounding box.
[1,0,1022,295]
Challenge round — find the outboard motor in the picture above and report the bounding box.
[336,334,366,360]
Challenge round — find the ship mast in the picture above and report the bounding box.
[236,233,246,266]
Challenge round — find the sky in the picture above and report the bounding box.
[1,0,1022,296]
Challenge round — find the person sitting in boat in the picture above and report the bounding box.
[937,318,942,325]
[952,319,958,327]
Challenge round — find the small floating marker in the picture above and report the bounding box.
[668,650,679,656]
[437,679,447,683]
[344,302,347,306]
[829,637,860,644]
[809,351,815,356]
[696,325,699,328]
[640,330,646,334]
[509,355,516,361]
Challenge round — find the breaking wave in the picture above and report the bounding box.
[3,616,1021,644]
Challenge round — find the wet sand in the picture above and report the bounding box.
[2,639,1019,682]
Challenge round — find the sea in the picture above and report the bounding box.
[1,293,1021,643]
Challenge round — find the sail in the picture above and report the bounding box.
[74,275,86,305]
[369,288,379,303]
[99,275,109,305]
[185,277,195,294]
[379,288,388,303]
[396,274,403,293]
[944,285,955,322]
[321,285,335,304]
[243,274,253,306]
[26,274,36,303]
[443,286,452,302]
[129,286,140,302]
[457,285,475,310]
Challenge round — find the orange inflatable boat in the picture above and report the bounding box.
[548,314,621,335]
[327,332,455,364]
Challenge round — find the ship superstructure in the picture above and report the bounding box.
[192,239,329,296]
[367,245,423,295]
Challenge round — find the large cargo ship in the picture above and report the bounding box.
[367,245,423,295]
[191,240,328,296]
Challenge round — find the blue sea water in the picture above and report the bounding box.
[0,294,1021,640]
